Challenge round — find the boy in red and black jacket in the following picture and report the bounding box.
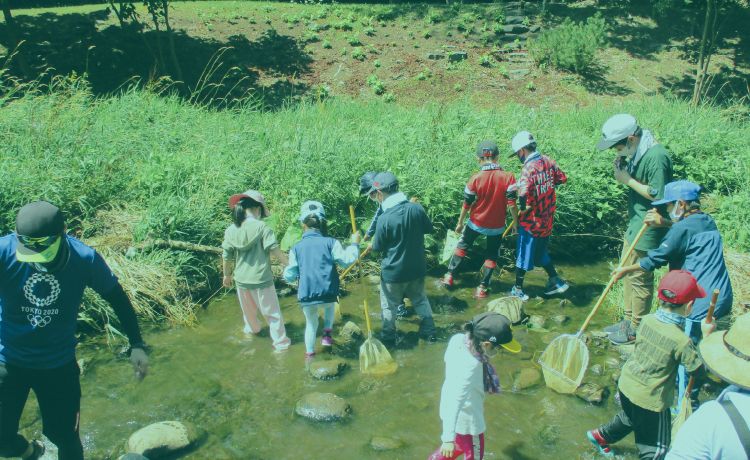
[442,141,518,299]
[509,131,568,301]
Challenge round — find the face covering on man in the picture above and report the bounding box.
[669,202,685,222]
[618,139,638,157]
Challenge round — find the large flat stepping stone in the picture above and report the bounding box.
[500,34,529,42]
[296,393,350,421]
[309,359,348,380]
[127,421,204,459]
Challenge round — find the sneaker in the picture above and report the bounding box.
[609,325,636,345]
[321,329,333,347]
[510,286,529,301]
[586,429,613,456]
[396,304,408,317]
[474,286,489,299]
[544,279,569,296]
[425,335,437,345]
[604,319,630,335]
[441,272,454,286]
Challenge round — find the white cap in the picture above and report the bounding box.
[299,200,326,222]
[510,131,536,155]
[596,114,638,150]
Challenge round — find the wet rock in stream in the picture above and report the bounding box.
[575,383,609,404]
[371,436,405,451]
[529,315,546,329]
[432,294,459,314]
[120,455,149,460]
[534,424,560,446]
[296,393,350,421]
[340,321,362,340]
[552,315,569,325]
[591,331,608,339]
[513,368,542,391]
[591,364,603,375]
[309,359,348,380]
[605,357,621,369]
[126,421,205,459]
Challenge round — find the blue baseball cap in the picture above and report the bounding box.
[299,200,326,222]
[651,180,702,206]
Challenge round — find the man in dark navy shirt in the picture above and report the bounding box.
[0,201,148,460]
[370,172,436,346]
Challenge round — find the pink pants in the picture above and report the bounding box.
[237,286,291,350]
[427,433,484,460]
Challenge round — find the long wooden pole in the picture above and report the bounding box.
[577,220,650,337]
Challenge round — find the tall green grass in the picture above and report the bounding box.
[1,75,749,257]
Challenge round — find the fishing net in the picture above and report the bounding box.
[360,331,398,376]
[539,334,589,394]
[671,377,695,440]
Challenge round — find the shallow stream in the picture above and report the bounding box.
[21,258,660,459]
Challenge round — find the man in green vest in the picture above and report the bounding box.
[596,114,673,344]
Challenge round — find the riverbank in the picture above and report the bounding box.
[2,75,749,330]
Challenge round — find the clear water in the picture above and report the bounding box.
[20,258,653,459]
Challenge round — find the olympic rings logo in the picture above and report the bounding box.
[27,314,52,327]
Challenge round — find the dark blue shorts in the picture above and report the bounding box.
[516,226,550,271]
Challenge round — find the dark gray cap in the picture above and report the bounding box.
[367,172,399,195]
[476,141,499,158]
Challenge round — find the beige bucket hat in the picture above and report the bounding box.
[698,312,750,391]
[486,296,526,325]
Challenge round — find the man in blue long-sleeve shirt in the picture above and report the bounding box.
[611,180,733,412]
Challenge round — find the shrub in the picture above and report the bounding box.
[383,91,396,103]
[303,32,320,43]
[422,30,432,39]
[322,40,332,49]
[528,13,608,74]
[366,74,386,95]
[364,27,376,36]
[351,47,366,60]
[334,21,353,31]
[478,53,495,67]
[374,59,381,68]
[346,34,362,46]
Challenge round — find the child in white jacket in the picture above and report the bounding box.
[428,312,521,460]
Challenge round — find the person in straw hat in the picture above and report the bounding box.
[666,312,750,459]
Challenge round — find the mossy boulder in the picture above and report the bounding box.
[309,359,348,380]
[296,393,350,421]
[126,421,205,459]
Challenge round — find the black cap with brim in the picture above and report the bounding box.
[15,201,65,263]
[472,312,522,353]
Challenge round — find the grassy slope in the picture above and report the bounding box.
[1,78,748,254]
[1,1,748,109]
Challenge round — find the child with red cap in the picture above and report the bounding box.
[586,270,709,459]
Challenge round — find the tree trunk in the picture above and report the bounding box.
[692,0,713,106]
[0,0,32,78]
[161,0,182,81]
[149,8,167,76]
[108,1,126,27]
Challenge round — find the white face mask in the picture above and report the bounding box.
[482,343,498,358]
[669,205,684,222]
